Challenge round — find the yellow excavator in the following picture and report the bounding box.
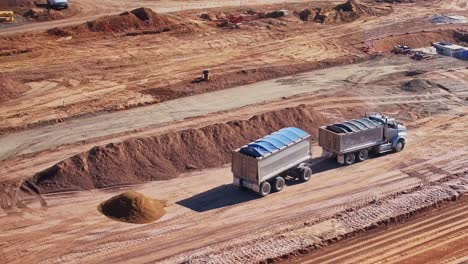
[0,11,15,23]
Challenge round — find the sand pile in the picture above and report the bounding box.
[98,191,166,224]
[0,76,28,103]
[401,79,446,92]
[32,104,334,193]
[48,7,183,36]
[314,0,390,24]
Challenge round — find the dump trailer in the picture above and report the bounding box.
[318,113,407,165]
[232,127,313,197]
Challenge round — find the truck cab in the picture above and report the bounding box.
[319,113,407,165]
[369,114,407,150]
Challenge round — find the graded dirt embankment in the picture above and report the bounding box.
[32,104,333,193]
[374,29,458,51]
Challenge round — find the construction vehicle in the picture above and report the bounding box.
[410,51,433,60]
[232,127,312,197]
[391,45,412,55]
[0,11,15,23]
[231,114,407,196]
[47,0,69,9]
[318,113,407,165]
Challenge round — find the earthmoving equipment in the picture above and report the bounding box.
[47,0,69,9]
[318,113,407,165]
[202,70,210,81]
[232,127,312,197]
[391,45,411,55]
[410,51,432,60]
[0,11,15,23]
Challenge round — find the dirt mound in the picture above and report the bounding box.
[23,8,69,21]
[32,104,333,193]
[401,79,446,92]
[314,0,389,24]
[374,30,456,51]
[0,76,28,103]
[98,191,166,224]
[49,7,183,36]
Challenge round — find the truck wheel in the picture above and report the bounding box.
[394,140,405,153]
[344,153,356,165]
[259,182,271,197]
[357,149,368,162]
[299,167,312,182]
[273,177,285,192]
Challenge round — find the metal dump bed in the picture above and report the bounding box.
[232,127,311,191]
[319,117,385,154]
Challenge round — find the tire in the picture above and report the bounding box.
[273,177,285,192]
[299,167,312,182]
[344,152,356,165]
[394,139,405,153]
[237,179,245,191]
[259,181,271,197]
[357,149,368,162]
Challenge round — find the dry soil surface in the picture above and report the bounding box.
[0,0,468,263]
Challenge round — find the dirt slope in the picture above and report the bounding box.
[315,0,391,24]
[32,104,331,193]
[0,76,28,103]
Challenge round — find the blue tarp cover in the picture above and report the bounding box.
[239,127,309,158]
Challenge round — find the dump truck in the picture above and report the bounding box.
[232,127,313,197]
[391,45,412,55]
[318,113,407,165]
[231,114,407,196]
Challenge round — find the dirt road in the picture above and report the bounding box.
[0,0,337,35]
[1,56,466,161]
[1,111,467,263]
[284,198,468,264]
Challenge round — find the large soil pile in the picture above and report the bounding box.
[98,191,166,224]
[48,7,184,36]
[314,0,390,24]
[32,104,333,193]
[401,79,447,92]
[0,76,28,103]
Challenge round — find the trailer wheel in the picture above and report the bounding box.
[357,149,368,162]
[394,139,405,153]
[299,167,312,182]
[273,177,285,192]
[259,182,271,197]
[344,152,356,165]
